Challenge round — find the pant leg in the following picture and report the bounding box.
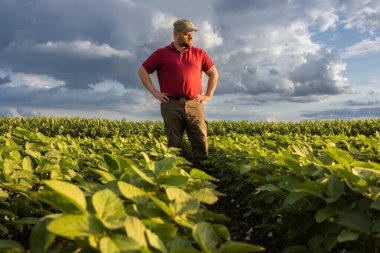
[185,100,208,161]
[160,100,186,149]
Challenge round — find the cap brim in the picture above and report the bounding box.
[183,28,198,33]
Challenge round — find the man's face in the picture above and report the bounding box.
[176,32,193,47]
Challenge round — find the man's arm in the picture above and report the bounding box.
[196,66,218,103]
[137,66,169,103]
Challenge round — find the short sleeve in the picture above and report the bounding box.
[201,51,214,72]
[142,50,161,74]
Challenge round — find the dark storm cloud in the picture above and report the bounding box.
[302,107,380,120]
[0,108,13,117]
[289,52,352,96]
[0,86,142,109]
[345,99,380,106]
[0,75,11,85]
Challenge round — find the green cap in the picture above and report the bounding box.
[173,19,198,33]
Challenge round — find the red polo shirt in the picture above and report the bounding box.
[142,43,214,99]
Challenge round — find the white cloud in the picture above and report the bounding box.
[338,0,380,34]
[340,37,380,58]
[34,40,131,58]
[10,73,65,89]
[196,21,223,49]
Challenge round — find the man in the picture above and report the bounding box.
[138,19,218,164]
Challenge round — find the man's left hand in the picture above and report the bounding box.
[195,95,211,103]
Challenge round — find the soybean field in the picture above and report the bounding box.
[1,117,380,253]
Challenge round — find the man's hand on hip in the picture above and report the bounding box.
[152,91,169,103]
[195,95,211,103]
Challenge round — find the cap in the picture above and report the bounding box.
[173,19,198,33]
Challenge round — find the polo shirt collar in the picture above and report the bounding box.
[170,42,192,53]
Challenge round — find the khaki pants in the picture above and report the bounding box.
[161,98,207,161]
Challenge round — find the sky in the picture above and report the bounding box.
[1,0,380,122]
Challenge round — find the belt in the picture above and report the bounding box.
[168,96,194,100]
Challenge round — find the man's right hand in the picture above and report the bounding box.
[152,91,169,103]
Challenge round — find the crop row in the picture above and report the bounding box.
[0,128,264,253]
[1,117,380,138]
[205,132,380,252]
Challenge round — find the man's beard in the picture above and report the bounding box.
[179,39,192,47]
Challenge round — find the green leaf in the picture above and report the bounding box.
[103,153,120,173]
[157,175,189,187]
[154,156,176,175]
[0,189,9,200]
[219,241,265,253]
[147,195,172,216]
[99,235,139,253]
[190,188,218,204]
[47,214,104,237]
[0,224,8,234]
[166,187,199,216]
[0,239,24,253]
[124,215,147,247]
[90,169,117,183]
[283,192,310,205]
[293,181,323,198]
[174,216,195,229]
[324,147,352,169]
[192,222,219,253]
[371,219,380,233]
[307,234,324,250]
[256,184,279,192]
[36,191,83,214]
[276,157,302,175]
[282,245,308,253]
[92,188,126,229]
[118,181,149,205]
[338,169,369,193]
[12,170,34,179]
[326,175,345,202]
[190,169,219,182]
[202,209,230,222]
[170,247,200,253]
[10,150,22,159]
[145,229,168,253]
[370,199,380,210]
[143,221,178,242]
[278,176,299,191]
[30,217,56,253]
[44,180,87,213]
[335,211,372,233]
[337,230,359,242]
[212,224,230,241]
[19,217,39,225]
[169,237,199,253]
[22,156,34,172]
[315,209,336,223]
[129,164,156,185]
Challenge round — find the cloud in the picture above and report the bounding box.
[302,107,380,120]
[338,0,380,34]
[289,51,352,96]
[0,0,379,121]
[34,40,132,58]
[368,90,379,95]
[196,21,223,49]
[0,75,11,85]
[0,107,13,117]
[0,84,161,119]
[344,99,380,106]
[340,36,380,58]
